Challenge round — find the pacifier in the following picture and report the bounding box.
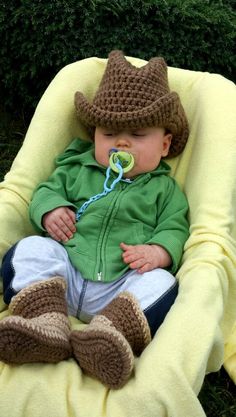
[109,148,135,173]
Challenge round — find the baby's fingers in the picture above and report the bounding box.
[120,242,133,251]
[128,258,147,270]
[137,263,152,274]
[122,252,139,264]
[46,225,66,242]
[47,221,71,242]
[64,208,76,229]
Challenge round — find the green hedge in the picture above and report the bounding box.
[0,0,235,117]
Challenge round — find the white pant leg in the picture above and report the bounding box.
[10,236,74,290]
[8,236,84,316]
[80,268,176,318]
[8,238,176,324]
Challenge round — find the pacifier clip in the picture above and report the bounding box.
[76,149,134,221]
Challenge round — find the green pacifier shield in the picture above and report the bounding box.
[109,151,134,173]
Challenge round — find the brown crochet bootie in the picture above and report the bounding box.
[70,292,151,389]
[101,292,151,356]
[0,277,72,364]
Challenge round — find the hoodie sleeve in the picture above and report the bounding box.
[29,138,91,232]
[29,168,77,233]
[146,178,189,274]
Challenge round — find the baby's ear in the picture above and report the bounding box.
[162,133,172,157]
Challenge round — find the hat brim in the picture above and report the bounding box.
[75,91,189,157]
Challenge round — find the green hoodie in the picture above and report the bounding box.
[29,138,189,282]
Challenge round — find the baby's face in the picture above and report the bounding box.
[94,127,172,178]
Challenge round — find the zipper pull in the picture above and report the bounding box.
[97,272,103,281]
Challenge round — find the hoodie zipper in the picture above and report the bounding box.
[96,184,126,281]
[95,174,148,281]
[97,272,103,281]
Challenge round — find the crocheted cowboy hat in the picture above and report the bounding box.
[75,50,189,157]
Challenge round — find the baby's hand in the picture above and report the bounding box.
[120,242,171,274]
[43,207,76,242]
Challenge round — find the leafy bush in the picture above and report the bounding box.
[0,0,235,117]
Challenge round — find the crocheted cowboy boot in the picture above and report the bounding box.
[70,292,151,389]
[0,277,72,363]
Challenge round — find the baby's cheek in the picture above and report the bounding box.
[95,152,109,167]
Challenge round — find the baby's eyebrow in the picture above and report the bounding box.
[103,129,117,134]
[131,129,147,134]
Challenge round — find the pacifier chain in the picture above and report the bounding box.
[76,149,134,221]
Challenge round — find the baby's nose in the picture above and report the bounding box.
[115,135,131,148]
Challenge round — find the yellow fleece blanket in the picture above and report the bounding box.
[0,56,236,417]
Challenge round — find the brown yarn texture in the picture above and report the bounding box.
[71,315,134,389]
[70,291,151,389]
[0,277,71,364]
[101,291,151,356]
[75,50,189,157]
[10,277,68,317]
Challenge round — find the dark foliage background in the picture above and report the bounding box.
[0,0,235,118]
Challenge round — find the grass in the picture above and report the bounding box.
[199,368,236,416]
[0,109,236,416]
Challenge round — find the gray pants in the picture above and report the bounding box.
[2,236,178,335]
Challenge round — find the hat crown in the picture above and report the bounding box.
[93,50,170,113]
[74,50,189,157]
